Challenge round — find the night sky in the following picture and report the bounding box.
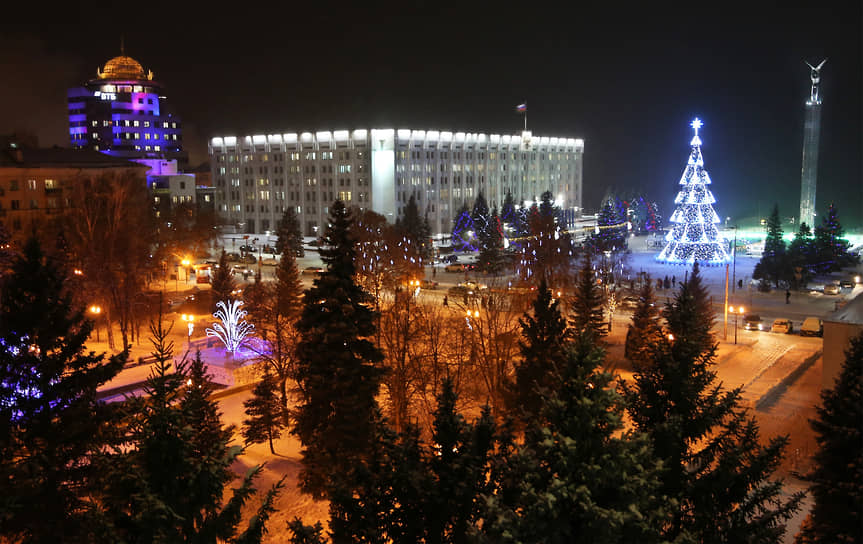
[1,1,860,228]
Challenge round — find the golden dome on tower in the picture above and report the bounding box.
[96,55,153,81]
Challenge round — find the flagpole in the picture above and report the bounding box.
[523,100,527,131]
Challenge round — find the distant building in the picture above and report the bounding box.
[67,51,187,168]
[190,162,216,215]
[208,129,584,236]
[0,139,147,238]
[823,293,863,389]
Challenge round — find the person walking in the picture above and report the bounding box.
[785,289,791,304]
[443,295,448,307]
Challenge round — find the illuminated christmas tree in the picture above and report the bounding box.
[657,118,729,264]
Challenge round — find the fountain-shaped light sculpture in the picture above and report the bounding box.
[206,299,254,353]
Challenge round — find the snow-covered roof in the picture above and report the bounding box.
[826,288,863,325]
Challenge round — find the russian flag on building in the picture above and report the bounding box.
[516,103,527,113]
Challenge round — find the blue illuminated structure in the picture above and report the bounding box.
[67,53,186,167]
[656,118,729,265]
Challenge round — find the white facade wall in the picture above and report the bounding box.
[209,129,583,236]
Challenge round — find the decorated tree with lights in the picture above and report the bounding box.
[657,118,729,264]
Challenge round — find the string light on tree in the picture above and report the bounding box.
[657,118,730,265]
[206,299,254,353]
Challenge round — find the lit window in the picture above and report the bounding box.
[27,179,36,190]
[144,133,150,140]
[144,121,150,127]
[133,120,139,127]
[44,179,56,189]
[154,145,160,151]
[145,146,151,151]
[134,133,140,139]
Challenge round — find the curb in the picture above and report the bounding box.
[754,350,822,412]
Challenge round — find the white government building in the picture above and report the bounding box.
[208,129,584,237]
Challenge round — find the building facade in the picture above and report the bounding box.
[67,53,186,167]
[209,129,583,236]
[0,140,147,238]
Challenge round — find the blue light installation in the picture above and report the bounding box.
[656,118,730,265]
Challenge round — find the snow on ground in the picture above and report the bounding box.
[88,234,848,540]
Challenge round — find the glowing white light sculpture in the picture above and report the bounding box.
[206,300,254,353]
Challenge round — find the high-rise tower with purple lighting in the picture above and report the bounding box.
[67,52,187,167]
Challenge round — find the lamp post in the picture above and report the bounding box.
[89,305,102,342]
[181,258,191,285]
[729,305,744,345]
[181,314,195,349]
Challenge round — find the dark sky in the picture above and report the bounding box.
[1,1,860,228]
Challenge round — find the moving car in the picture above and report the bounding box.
[302,266,324,276]
[800,317,823,337]
[823,284,840,295]
[743,314,763,331]
[771,318,793,334]
[445,263,465,272]
[421,279,439,290]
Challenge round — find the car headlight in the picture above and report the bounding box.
[758,324,763,330]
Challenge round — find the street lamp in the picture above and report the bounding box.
[89,305,102,342]
[181,314,195,349]
[728,305,744,345]
[181,258,192,285]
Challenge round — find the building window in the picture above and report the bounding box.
[133,120,139,127]
[44,179,56,189]
[11,200,20,210]
[180,181,186,190]
[27,179,36,190]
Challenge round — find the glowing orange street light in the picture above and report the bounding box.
[89,305,102,342]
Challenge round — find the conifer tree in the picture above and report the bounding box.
[478,207,504,273]
[483,333,667,543]
[243,370,286,455]
[396,195,432,260]
[813,203,856,273]
[98,316,282,542]
[589,196,628,253]
[509,278,569,423]
[292,200,385,499]
[276,206,304,257]
[795,333,863,544]
[211,250,236,312]
[245,249,304,414]
[0,236,126,542]
[624,276,662,364]
[754,204,788,288]
[623,262,802,542]
[288,379,496,543]
[788,222,816,289]
[500,191,517,236]
[570,251,606,338]
[451,203,474,251]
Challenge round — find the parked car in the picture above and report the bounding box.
[800,317,823,337]
[771,318,793,334]
[840,279,855,289]
[743,314,763,331]
[440,254,459,264]
[302,266,324,276]
[421,279,439,290]
[823,284,841,295]
[445,263,465,272]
